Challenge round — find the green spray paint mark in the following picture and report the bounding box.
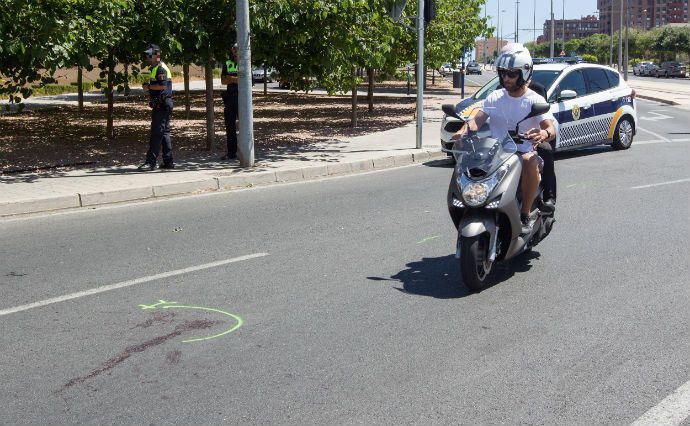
[417,235,440,244]
[139,300,243,343]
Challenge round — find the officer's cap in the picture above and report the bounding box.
[144,44,161,56]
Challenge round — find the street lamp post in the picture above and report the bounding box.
[515,0,520,42]
[497,0,501,51]
[624,0,629,80]
[610,0,614,67]
[618,0,623,72]
[550,0,555,57]
[562,0,565,54]
[500,9,506,49]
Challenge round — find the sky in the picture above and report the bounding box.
[480,0,599,44]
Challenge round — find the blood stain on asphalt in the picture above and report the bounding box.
[61,319,218,390]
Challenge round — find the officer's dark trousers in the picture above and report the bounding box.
[146,99,173,165]
[223,86,239,157]
[537,140,557,200]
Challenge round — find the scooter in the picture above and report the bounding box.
[442,102,556,291]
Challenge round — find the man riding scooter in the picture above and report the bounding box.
[452,44,556,234]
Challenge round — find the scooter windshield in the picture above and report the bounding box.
[454,127,517,178]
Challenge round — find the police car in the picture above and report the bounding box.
[440,63,637,155]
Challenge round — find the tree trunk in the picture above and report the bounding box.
[263,68,268,95]
[77,66,84,112]
[183,63,190,119]
[124,63,130,96]
[431,68,435,85]
[204,60,215,152]
[367,68,374,112]
[106,51,115,140]
[351,66,358,128]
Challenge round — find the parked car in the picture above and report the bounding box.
[641,63,658,76]
[439,63,453,76]
[633,61,653,76]
[440,62,637,154]
[465,61,482,75]
[252,67,274,83]
[652,61,686,78]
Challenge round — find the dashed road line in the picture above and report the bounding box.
[631,379,690,426]
[0,253,269,317]
[631,178,690,189]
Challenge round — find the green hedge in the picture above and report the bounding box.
[31,82,98,96]
[69,81,95,91]
[32,84,76,96]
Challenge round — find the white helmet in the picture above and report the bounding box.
[496,43,533,84]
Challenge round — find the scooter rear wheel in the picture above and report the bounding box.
[460,234,492,291]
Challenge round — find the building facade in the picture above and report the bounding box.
[538,15,600,43]
[475,38,509,63]
[598,0,689,33]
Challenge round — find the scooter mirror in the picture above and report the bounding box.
[526,102,550,118]
[442,104,461,119]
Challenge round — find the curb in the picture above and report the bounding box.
[635,94,679,105]
[0,150,447,217]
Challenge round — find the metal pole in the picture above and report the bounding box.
[236,0,254,167]
[515,0,519,42]
[624,0,629,80]
[562,0,565,53]
[416,0,424,149]
[618,0,623,72]
[610,0,614,66]
[497,0,501,50]
[550,0,554,57]
[484,3,487,64]
[533,0,536,43]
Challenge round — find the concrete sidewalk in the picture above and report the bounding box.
[0,94,456,217]
[3,76,685,218]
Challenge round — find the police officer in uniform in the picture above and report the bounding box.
[220,43,239,160]
[139,44,174,171]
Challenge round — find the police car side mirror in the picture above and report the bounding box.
[558,89,577,101]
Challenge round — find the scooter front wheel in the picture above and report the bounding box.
[459,234,493,291]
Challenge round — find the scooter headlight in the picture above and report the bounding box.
[460,163,511,207]
[462,182,489,206]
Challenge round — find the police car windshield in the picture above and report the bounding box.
[532,70,561,92]
[473,77,501,100]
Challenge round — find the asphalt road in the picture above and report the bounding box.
[1,99,689,424]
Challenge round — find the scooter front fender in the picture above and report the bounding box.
[459,209,496,238]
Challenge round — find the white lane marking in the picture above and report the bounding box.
[631,380,690,426]
[639,111,673,121]
[0,253,269,317]
[636,126,672,142]
[631,178,690,190]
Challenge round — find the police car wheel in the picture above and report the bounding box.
[612,117,634,150]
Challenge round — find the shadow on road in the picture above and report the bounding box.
[368,250,541,298]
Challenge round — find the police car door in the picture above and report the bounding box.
[549,69,596,149]
[582,67,620,143]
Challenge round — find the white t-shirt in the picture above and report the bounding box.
[480,88,554,152]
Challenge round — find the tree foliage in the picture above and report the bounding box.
[525,26,690,64]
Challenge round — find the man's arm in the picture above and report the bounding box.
[220,62,238,85]
[451,110,488,140]
[146,67,169,91]
[221,75,238,85]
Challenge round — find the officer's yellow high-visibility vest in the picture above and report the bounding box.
[225,60,238,73]
[150,62,172,80]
